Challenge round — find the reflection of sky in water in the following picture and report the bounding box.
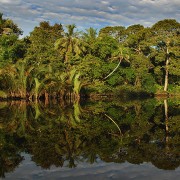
[5,153,180,180]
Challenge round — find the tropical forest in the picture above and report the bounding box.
[0,12,180,178]
[0,13,179,101]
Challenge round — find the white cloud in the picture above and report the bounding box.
[0,0,20,4]
[101,1,110,5]
[0,0,179,36]
[0,0,11,3]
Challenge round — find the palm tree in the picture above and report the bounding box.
[83,27,97,42]
[54,24,87,99]
[82,27,97,54]
[55,24,84,63]
[28,63,59,102]
[104,46,130,79]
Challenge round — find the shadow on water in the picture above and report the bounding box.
[0,98,179,178]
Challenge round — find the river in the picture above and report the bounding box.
[0,98,179,179]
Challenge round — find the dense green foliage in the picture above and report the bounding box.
[0,13,179,100]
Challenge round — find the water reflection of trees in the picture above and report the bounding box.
[0,99,179,177]
[0,101,26,178]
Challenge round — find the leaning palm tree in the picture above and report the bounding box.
[104,46,130,79]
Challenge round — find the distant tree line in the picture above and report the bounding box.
[0,12,179,101]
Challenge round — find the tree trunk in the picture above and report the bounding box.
[104,58,122,79]
[45,90,49,106]
[34,78,41,103]
[164,48,169,92]
[135,75,141,88]
[164,99,169,150]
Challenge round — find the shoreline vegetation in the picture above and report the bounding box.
[0,13,179,101]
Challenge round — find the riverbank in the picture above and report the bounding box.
[0,88,180,102]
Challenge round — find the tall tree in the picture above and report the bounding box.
[26,21,64,65]
[99,26,126,43]
[0,13,22,36]
[150,19,180,92]
[125,26,154,89]
[55,24,85,64]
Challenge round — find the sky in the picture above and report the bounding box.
[0,0,179,36]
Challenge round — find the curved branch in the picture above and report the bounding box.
[104,113,122,136]
[104,59,122,80]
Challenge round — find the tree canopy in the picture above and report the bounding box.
[0,12,179,100]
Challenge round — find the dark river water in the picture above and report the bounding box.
[0,98,179,179]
